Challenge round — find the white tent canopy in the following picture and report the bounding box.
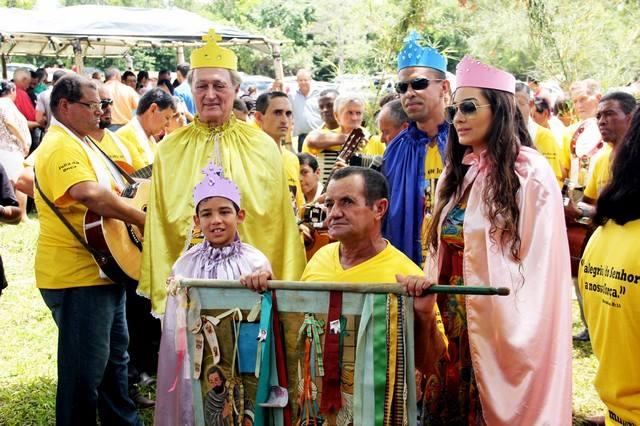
[0,5,276,58]
[0,5,285,80]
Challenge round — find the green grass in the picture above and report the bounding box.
[0,218,605,424]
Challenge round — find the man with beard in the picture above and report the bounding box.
[88,84,134,170]
[205,367,233,426]
[90,85,159,407]
[382,31,450,266]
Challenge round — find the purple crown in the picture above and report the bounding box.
[193,162,241,208]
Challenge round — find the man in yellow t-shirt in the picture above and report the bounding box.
[579,219,640,425]
[116,88,176,172]
[515,82,564,184]
[104,67,139,130]
[34,74,145,424]
[254,91,305,216]
[241,166,447,373]
[566,92,636,222]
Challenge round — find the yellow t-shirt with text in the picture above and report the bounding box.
[584,144,613,201]
[422,143,444,265]
[34,126,115,289]
[579,219,640,426]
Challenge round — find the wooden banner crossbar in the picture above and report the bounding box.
[178,279,510,296]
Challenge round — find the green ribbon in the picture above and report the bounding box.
[373,294,388,425]
[254,293,272,426]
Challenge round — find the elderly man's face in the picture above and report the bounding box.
[325,174,385,242]
[297,72,312,96]
[378,107,405,144]
[571,89,601,121]
[192,68,238,126]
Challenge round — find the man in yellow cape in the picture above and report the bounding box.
[139,29,306,316]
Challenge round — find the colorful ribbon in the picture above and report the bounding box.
[320,290,343,414]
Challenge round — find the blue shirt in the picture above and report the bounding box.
[174,81,196,115]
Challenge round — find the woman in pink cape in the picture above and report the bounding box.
[407,57,572,425]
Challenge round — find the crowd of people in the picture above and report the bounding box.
[0,26,639,426]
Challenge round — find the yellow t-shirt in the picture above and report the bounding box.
[422,143,444,265]
[34,126,115,289]
[116,118,156,171]
[96,131,132,168]
[301,240,447,343]
[302,240,423,282]
[302,127,380,156]
[579,219,640,426]
[533,123,563,185]
[361,134,386,156]
[584,144,613,201]
[282,148,305,216]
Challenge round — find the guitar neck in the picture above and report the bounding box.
[320,128,366,193]
[131,164,153,179]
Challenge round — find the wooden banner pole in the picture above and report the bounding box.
[178,279,510,296]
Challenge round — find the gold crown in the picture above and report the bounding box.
[190,29,238,70]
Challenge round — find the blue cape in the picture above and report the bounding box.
[382,121,449,265]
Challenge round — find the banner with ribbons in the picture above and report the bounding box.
[176,279,506,425]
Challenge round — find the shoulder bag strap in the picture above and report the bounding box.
[34,173,107,264]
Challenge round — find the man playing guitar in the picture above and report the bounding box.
[34,74,145,425]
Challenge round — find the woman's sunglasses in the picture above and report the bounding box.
[444,101,491,123]
[395,78,443,94]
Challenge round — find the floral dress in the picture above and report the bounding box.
[419,201,484,426]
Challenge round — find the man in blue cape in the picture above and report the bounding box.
[383,31,450,265]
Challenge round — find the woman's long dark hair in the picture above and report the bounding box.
[594,108,640,226]
[427,88,531,261]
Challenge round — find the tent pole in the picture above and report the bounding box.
[176,45,185,64]
[1,54,7,80]
[72,39,84,75]
[271,42,284,81]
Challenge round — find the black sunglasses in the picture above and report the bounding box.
[395,78,443,94]
[100,98,113,108]
[444,101,491,123]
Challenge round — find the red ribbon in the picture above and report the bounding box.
[271,291,292,425]
[320,290,343,413]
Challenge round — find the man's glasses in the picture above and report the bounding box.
[395,78,443,94]
[445,101,491,123]
[73,101,103,112]
[100,98,113,109]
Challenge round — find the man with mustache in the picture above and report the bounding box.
[34,74,145,425]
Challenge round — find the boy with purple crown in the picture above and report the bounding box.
[154,162,271,425]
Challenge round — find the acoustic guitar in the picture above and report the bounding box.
[83,165,152,286]
[301,128,368,260]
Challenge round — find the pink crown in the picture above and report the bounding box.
[193,162,242,208]
[455,56,515,94]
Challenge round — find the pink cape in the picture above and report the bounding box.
[426,147,573,425]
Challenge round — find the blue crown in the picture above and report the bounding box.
[397,31,447,73]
